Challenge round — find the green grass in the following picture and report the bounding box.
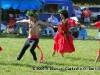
[0,27,100,75]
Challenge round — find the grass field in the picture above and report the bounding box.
[0,27,100,75]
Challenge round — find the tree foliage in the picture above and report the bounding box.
[72,0,100,5]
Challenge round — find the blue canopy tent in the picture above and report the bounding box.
[1,0,46,10]
[0,0,46,34]
[46,0,72,3]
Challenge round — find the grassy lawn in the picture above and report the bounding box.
[0,27,100,75]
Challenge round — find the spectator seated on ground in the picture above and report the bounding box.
[78,25,88,40]
[70,26,79,38]
[41,19,56,37]
[94,33,100,39]
[9,23,20,34]
[68,17,80,38]
[45,26,56,37]
[94,28,100,39]
[1,24,6,33]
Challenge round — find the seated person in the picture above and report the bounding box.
[39,20,55,36]
[9,23,20,34]
[94,28,100,39]
[78,25,88,40]
[68,17,80,38]
[45,26,56,37]
[70,26,79,38]
[1,24,6,33]
[48,14,59,32]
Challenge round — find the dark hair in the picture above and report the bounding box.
[58,10,68,18]
[62,13,68,19]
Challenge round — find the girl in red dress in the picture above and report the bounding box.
[52,10,75,57]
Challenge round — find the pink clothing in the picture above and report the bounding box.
[83,10,91,18]
[28,35,39,39]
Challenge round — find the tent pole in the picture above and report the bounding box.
[41,4,44,21]
[37,5,40,20]
[36,0,40,20]
[0,4,1,35]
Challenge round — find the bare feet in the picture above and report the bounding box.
[61,53,64,58]
[95,54,100,63]
[52,51,55,56]
[40,58,43,63]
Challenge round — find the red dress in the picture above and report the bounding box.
[53,22,75,53]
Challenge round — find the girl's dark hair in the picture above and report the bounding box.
[58,10,68,18]
[62,13,68,19]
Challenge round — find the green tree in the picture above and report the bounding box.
[72,0,100,5]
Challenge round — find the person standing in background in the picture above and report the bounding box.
[74,8,82,23]
[83,8,91,27]
[9,13,16,33]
